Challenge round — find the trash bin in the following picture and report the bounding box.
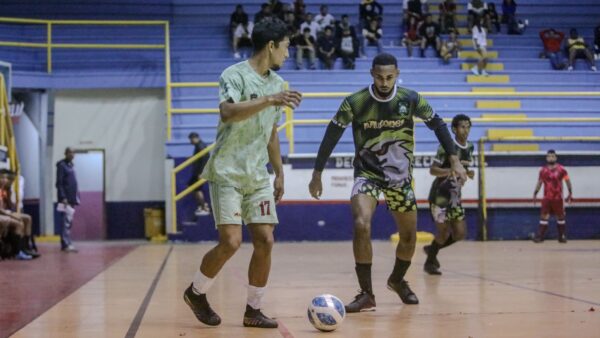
[144,208,165,239]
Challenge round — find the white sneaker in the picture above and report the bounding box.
[592,66,597,72]
[481,70,489,76]
[594,54,599,60]
[65,245,78,253]
[195,207,210,216]
[16,250,33,260]
[233,52,241,59]
[471,67,480,76]
[567,66,573,71]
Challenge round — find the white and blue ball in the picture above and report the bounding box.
[307,294,346,332]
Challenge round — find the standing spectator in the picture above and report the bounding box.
[296,27,317,69]
[338,27,358,69]
[566,28,597,71]
[336,14,357,40]
[471,18,489,76]
[255,3,273,24]
[232,21,253,59]
[468,0,490,31]
[294,0,306,21]
[539,28,567,70]
[300,13,320,40]
[315,5,335,35]
[56,147,79,253]
[438,0,457,34]
[230,5,248,38]
[362,18,384,54]
[594,23,600,60]
[487,3,501,34]
[188,132,211,216]
[359,0,383,28]
[317,26,337,69]
[420,14,441,58]
[403,15,422,57]
[440,30,460,64]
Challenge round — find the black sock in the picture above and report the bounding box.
[428,239,442,258]
[389,258,411,283]
[30,236,37,251]
[355,263,373,295]
[23,236,31,251]
[441,234,456,248]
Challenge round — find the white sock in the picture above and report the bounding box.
[192,270,215,295]
[247,285,266,310]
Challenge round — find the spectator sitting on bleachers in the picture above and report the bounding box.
[317,26,337,69]
[487,3,501,34]
[255,3,273,24]
[502,0,526,35]
[338,27,359,69]
[315,5,336,35]
[468,0,491,32]
[300,13,320,40]
[232,21,253,59]
[359,0,383,28]
[230,5,248,38]
[6,171,39,258]
[403,0,425,30]
[438,0,457,34]
[566,28,597,71]
[440,30,460,64]
[0,169,31,260]
[419,14,441,58]
[362,18,384,54]
[471,17,489,76]
[269,0,285,20]
[402,15,423,57]
[294,0,306,20]
[336,14,357,40]
[296,27,317,70]
[539,28,567,70]
[594,23,600,60]
[284,11,300,47]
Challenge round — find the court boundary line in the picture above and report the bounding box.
[448,270,600,307]
[125,245,173,338]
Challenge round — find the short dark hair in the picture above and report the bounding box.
[372,53,397,68]
[188,132,199,139]
[252,17,288,52]
[452,114,472,128]
[341,14,349,19]
[324,26,333,32]
[0,169,11,175]
[547,149,557,155]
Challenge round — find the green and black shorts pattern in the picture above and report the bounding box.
[351,177,417,213]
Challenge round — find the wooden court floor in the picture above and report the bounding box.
[11,240,600,338]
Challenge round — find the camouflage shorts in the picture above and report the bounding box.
[430,203,465,223]
[351,177,417,213]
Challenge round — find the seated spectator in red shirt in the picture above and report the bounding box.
[540,28,566,70]
[402,15,422,58]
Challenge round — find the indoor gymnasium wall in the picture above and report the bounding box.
[53,88,166,238]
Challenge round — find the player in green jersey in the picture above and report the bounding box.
[183,17,302,329]
[423,114,475,275]
[308,53,467,312]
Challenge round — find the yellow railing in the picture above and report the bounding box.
[477,136,600,241]
[0,73,20,212]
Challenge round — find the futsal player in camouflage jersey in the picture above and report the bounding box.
[309,53,467,312]
[183,17,302,329]
[423,114,475,275]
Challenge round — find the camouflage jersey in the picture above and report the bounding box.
[333,85,437,188]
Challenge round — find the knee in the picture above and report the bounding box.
[253,234,274,253]
[398,230,416,246]
[353,219,371,239]
[219,237,241,256]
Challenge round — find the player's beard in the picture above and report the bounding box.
[547,159,557,165]
[374,86,393,99]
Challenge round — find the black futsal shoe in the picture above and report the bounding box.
[183,284,221,326]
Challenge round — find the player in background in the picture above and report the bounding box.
[183,17,302,329]
[533,149,572,243]
[309,53,467,312]
[423,114,474,275]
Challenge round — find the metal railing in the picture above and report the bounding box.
[0,73,20,211]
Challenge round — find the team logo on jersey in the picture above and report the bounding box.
[250,94,258,100]
[363,119,404,129]
[398,104,408,117]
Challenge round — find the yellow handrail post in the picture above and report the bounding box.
[171,171,177,234]
[283,82,294,154]
[164,22,172,141]
[0,74,5,143]
[47,22,52,73]
[478,138,487,241]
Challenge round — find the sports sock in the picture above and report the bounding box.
[389,258,411,283]
[557,219,566,238]
[192,270,215,295]
[537,220,549,239]
[355,263,373,295]
[247,285,266,310]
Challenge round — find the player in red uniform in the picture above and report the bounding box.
[532,150,573,243]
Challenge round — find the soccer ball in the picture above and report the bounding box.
[307,294,346,332]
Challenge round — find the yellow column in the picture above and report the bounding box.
[47,23,52,73]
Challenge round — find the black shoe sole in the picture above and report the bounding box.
[344,305,376,313]
[243,317,279,328]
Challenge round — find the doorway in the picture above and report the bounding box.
[70,149,106,240]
